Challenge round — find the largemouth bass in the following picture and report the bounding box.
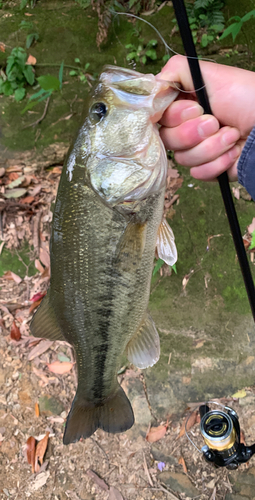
[30,66,178,444]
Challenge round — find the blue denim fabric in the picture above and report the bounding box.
[237,127,255,200]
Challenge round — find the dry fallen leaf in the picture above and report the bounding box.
[35,402,40,418]
[3,270,22,284]
[146,423,168,443]
[109,486,124,500]
[34,432,50,473]
[40,247,50,269]
[178,411,199,438]
[47,361,74,375]
[87,469,108,491]
[0,42,5,53]
[26,54,37,65]
[178,456,188,474]
[10,320,21,341]
[26,436,37,473]
[28,340,53,361]
[29,293,47,314]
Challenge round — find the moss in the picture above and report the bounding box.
[0,245,36,278]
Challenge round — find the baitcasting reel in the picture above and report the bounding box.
[186,401,255,469]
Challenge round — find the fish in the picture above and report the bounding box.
[30,65,179,445]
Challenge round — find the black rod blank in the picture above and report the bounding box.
[171,0,255,321]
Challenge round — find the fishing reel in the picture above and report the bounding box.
[186,401,255,469]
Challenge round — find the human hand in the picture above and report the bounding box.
[158,55,255,181]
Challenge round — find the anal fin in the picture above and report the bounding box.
[126,313,160,369]
[30,292,65,341]
[63,385,134,444]
[156,218,177,266]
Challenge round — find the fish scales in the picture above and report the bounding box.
[30,65,178,444]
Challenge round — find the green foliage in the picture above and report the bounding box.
[220,10,255,42]
[126,39,158,65]
[20,0,37,8]
[153,259,177,276]
[22,61,64,114]
[19,20,39,49]
[69,59,93,85]
[173,0,225,47]
[249,230,255,251]
[0,47,35,101]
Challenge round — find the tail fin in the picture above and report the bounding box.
[63,385,134,445]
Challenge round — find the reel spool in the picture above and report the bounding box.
[186,401,255,469]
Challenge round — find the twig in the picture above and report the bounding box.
[24,96,50,128]
[143,453,153,487]
[144,485,180,499]
[140,373,158,422]
[89,436,110,466]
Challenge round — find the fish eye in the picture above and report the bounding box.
[89,102,108,123]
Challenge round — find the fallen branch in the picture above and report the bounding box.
[24,96,50,128]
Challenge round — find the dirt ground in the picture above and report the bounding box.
[1,154,255,500]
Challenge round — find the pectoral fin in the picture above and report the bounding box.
[115,222,147,272]
[30,292,65,342]
[126,313,160,369]
[156,218,177,266]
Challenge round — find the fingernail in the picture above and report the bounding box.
[181,104,204,121]
[197,116,218,138]
[228,144,241,160]
[222,128,240,146]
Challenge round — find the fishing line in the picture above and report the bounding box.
[171,0,255,321]
[111,10,216,95]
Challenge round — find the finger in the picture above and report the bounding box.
[159,55,195,91]
[160,115,219,150]
[189,146,241,181]
[174,126,241,166]
[160,100,204,127]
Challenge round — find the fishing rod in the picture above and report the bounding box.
[171,0,255,321]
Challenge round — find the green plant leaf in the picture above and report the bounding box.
[145,49,157,60]
[220,22,242,41]
[26,33,39,49]
[58,61,64,90]
[69,70,77,76]
[242,9,255,22]
[146,39,157,48]
[153,258,164,276]
[229,15,241,22]
[162,54,170,62]
[37,75,60,91]
[14,87,26,101]
[201,33,208,46]
[23,65,35,85]
[28,88,47,101]
[141,55,147,64]
[129,0,137,8]
[172,263,177,274]
[74,57,80,63]
[249,230,255,250]
[3,80,13,96]
[20,0,28,9]
[6,175,26,189]
[3,188,27,198]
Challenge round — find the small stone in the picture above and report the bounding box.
[39,395,64,416]
[151,444,178,465]
[158,471,200,497]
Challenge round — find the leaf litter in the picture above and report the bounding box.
[1,149,254,500]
